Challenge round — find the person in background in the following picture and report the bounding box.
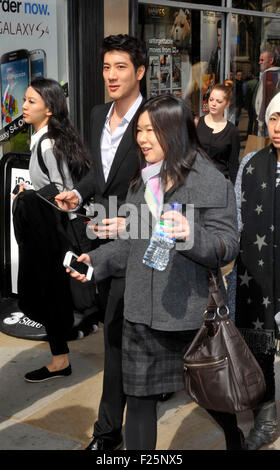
[243,70,258,137]
[66,94,243,451]
[55,34,147,451]
[196,82,240,184]
[255,50,280,136]
[207,20,222,84]
[13,78,93,382]
[234,70,244,127]
[234,92,280,450]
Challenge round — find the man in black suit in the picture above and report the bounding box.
[56,34,147,450]
[207,19,221,83]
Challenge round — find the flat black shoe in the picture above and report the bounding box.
[226,428,247,450]
[85,436,123,450]
[158,392,174,402]
[24,365,72,382]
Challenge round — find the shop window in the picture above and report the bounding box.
[139,3,280,150]
[138,4,227,117]
[168,0,222,4]
[231,13,280,141]
[233,0,280,13]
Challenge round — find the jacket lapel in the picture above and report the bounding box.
[92,104,111,189]
[104,118,134,191]
[104,98,144,191]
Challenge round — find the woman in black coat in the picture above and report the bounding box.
[234,92,280,449]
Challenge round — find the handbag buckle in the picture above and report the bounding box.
[202,306,230,321]
[217,306,230,319]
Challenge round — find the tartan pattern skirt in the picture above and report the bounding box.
[122,319,198,397]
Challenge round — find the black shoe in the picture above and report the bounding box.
[24,365,72,382]
[85,436,123,450]
[226,428,247,450]
[158,392,174,402]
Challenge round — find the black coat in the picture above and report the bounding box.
[12,189,73,326]
[76,102,141,213]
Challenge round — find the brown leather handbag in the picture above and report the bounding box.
[183,266,266,414]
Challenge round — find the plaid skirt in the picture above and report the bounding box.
[122,319,198,396]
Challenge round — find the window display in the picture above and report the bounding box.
[139,2,280,140]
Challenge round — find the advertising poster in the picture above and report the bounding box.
[0,0,58,155]
[142,6,192,100]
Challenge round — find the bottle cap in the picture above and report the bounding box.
[170,201,182,211]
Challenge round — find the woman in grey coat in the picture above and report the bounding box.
[68,95,242,450]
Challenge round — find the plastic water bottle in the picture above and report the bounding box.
[143,202,182,271]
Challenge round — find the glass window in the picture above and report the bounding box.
[168,0,222,5]
[138,4,227,116]
[233,0,280,13]
[139,3,280,157]
[230,13,280,142]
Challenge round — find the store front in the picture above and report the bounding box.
[137,0,280,149]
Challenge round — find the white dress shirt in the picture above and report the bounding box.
[100,93,143,181]
[74,93,143,205]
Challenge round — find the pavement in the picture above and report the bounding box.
[1,326,280,453]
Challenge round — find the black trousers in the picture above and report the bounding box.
[93,276,126,440]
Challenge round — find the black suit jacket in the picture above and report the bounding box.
[75,101,142,216]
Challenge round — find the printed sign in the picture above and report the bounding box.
[0,0,58,154]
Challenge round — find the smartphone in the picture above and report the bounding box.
[63,251,93,281]
[29,49,46,80]
[1,49,30,127]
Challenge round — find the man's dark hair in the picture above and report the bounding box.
[101,34,148,72]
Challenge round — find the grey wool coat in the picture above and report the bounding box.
[89,153,239,332]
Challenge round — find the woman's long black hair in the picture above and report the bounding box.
[30,78,90,185]
[131,94,207,191]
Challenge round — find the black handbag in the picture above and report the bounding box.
[183,245,266,414]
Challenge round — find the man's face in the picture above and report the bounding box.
[103,50,145,101]
[236,71,243,81]
[259,52,273,72]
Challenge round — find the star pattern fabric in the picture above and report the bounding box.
[235,145,279,355]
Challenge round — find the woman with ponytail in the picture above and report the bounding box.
[196,82,240,184]
[15,78,94,382]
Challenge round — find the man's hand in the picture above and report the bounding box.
[90,217,126,239]
[55,191,79,211]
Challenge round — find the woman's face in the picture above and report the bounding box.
[22,86,52,131]
[268,112,280,150]
[136,110,165,164]
[208,89,229,116]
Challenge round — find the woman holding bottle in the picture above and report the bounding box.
[66,94,242,450]
[196,82,240,184]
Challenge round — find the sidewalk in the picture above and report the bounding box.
[0,328,280,451]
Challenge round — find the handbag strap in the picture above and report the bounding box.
[206,237,227,312]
